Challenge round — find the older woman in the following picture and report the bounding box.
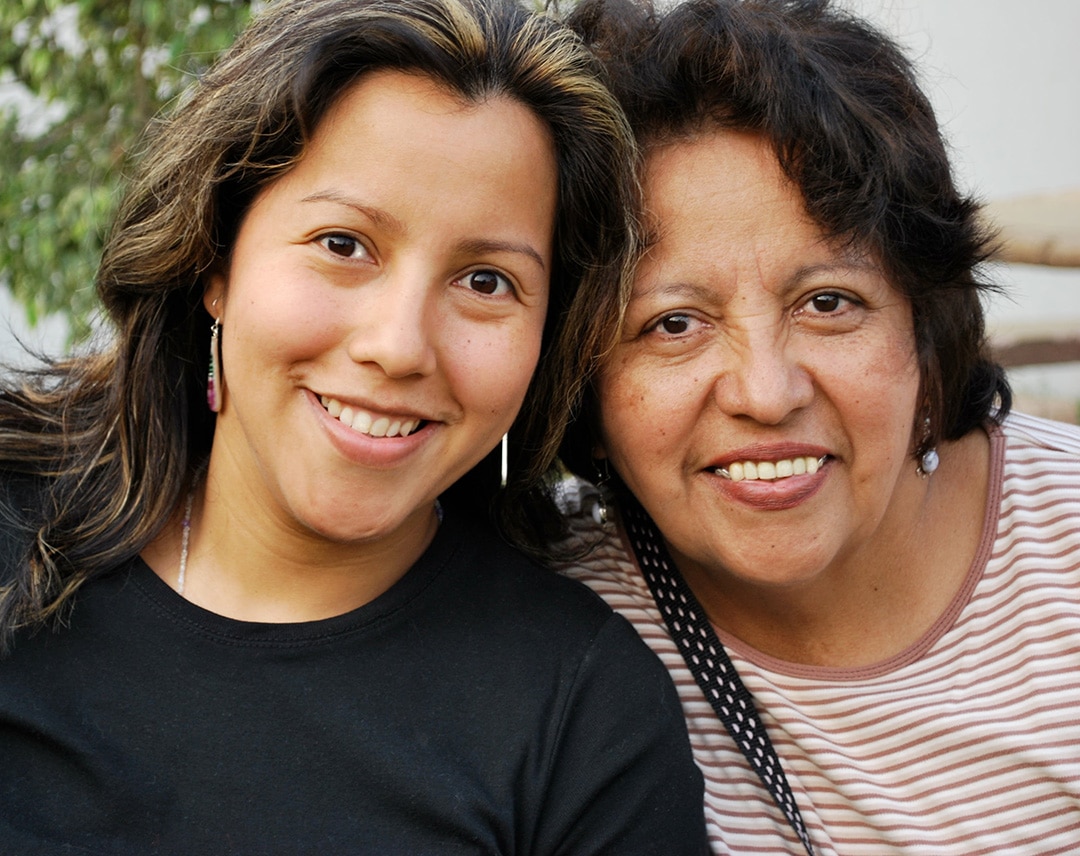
[554,0,1080,852]
[0,0,708,850]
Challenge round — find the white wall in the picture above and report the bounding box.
[843,0,1080,199]
[842,0,1080,412]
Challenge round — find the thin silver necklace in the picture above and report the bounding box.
[175,492,443,596]
[177,489,194,595]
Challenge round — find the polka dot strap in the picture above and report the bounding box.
[622,499,815,855]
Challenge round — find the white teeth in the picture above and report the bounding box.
[325,397,342,418]
[319,396,420,439]
[716,455,826,482]
[351,410,372,433]
[370,417,389,437]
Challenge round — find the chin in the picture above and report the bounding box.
[291,500,410,545]
[708,547,834,591]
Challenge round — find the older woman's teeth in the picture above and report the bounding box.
[320,396,419,438]
[718,456,824,481]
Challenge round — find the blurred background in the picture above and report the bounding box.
[2,0,1079,420]
[845,0,1080,423]
[0,0,257,347]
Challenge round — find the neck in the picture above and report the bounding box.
[675,430,991,668]
[143,476,441,624]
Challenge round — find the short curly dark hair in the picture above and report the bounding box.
[560,0,1010,480]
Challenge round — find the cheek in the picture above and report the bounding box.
[840,335,922,468]
[596,357,671,464]
[226,307,336,375]
[871,334,921,415]
[448,322,544,414]
[226,278,344,368]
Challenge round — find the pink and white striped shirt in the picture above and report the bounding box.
[560,412,1080,854]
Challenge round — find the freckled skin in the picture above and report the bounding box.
[597,130,934,644]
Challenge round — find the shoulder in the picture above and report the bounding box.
[1001,411,1080,458]
[991,412,1080,559]
[0,471,41,580]
[433,504,614,629]
[432,504,680,691]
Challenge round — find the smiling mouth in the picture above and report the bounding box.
[713,455,829,482]
[320,395,426,438]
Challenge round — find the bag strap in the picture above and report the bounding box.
[621,499,815,855]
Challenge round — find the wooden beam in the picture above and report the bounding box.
[992,337,1080,367]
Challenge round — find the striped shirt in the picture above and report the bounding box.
[559,412,1080,854]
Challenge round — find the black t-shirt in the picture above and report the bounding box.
[0,501,707,855]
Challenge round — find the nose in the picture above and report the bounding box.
[711,325,813,426]
[345,268,438,379]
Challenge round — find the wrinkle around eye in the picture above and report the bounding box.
[644,311,707,339]
[792,290,869,335]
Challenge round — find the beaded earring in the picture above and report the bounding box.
[207,317,222,413]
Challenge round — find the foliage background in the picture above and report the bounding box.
[0,0,254,340]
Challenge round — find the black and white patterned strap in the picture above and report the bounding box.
[621,499,815,855]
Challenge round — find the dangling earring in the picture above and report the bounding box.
[587,458,612,527]
[207,316,222,413]
[919,447,940,477]
[916,415,939,477]
[500,433,509,488]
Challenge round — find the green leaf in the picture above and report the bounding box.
[1,0,254,343]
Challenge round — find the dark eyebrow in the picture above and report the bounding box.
[791,259,881,283]
[457,238,547,273]
[299,190,404,234]
[630,280,718,304]
[300,191,547,273]
[783,260,886,298]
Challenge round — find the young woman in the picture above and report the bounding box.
[555,0,1080,852]
[0,0,707,851]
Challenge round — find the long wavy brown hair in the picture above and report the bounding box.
[0,0,638,649]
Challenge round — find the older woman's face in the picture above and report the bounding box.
[597,129,923,589]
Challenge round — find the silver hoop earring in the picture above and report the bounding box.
[500,433,509,488]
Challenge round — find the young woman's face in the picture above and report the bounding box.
[597,129,923,590]
[206,69,557,546]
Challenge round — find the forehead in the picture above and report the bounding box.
[258,67,558,216]
[642,129,803,241]
[636,129,880,283]
[314,68,547,152]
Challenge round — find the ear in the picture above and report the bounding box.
[592,442,608,460]
[203,273,226,318]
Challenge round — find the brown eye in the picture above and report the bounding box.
[319,234,366,258]
[810,293,842,312]
[658,314,691,335]
[462,270,512,296]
